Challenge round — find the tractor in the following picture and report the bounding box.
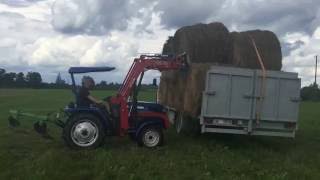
[8,53,187,149]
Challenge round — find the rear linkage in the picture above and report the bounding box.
[8,109,68,138]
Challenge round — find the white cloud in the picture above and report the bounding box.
[0,0,53,21]
[0,0,320,87]
[282,33,310,45]
[156,0,320,36]
[26,34,139,82]
[283,30,320,86]
[30,35,96,67]
[313,27,320,39]
[51,0,155,35]
[0,0,172,83]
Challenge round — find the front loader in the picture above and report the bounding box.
[8,53,188,149]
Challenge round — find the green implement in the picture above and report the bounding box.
[8,109,68,137]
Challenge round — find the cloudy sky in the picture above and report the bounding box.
[0,0,320,86]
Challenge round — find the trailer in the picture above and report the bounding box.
[199,66,301,137]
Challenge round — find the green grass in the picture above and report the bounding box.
[0,89,320,180]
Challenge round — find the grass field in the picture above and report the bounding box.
[0,89,320,180]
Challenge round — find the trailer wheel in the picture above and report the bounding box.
[63,114,105,149]
[137,126,163,148]
[175,112,184,133]
[175,112,201,135]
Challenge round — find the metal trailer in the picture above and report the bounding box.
[200,66,301,138]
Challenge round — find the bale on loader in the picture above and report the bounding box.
[158,22,283,133]
[162,22,233,64]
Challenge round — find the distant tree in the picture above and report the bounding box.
[0,68,5,75]
[301,83,320,101]
[2,72,16,87]
[55,73,66,85]
[0,68,5,87]
[95,80,107,89]
[15,72,26,87]
[26,72,42,88]
[99,81,107,86]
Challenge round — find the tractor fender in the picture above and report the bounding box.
[65,108,110,130]
[135,118,164,137]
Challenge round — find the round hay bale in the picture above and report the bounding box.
[183,63,211,117]
[164,22,233,63]
[158,22,283,129]
[160,22,233,117]
[231,30,282,70]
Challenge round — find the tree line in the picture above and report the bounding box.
[5,67,318,101]
[300,83,320,101]
[0,68,43,88]
[0,68,157,90]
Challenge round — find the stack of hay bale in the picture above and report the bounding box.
[158,22,282,121]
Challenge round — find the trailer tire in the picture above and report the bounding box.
[137,126,163,148]
[63,113,105,149]
[175,112,201,136]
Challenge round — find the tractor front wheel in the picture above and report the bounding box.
[137,126,163,148]
[63,114,105,149]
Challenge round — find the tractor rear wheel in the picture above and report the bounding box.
[63,113,105,149]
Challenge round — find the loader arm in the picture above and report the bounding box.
[118,54,187,99]
[112,53,188,135]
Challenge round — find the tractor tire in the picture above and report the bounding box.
[63,113,105,149]
[137,126,163,148]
